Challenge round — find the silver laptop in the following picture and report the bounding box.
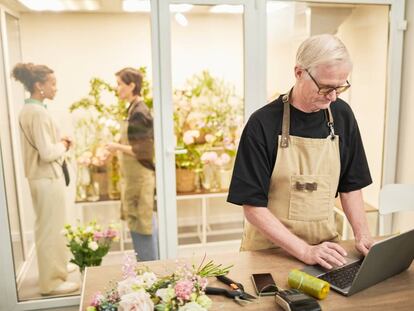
[302,228,414,296]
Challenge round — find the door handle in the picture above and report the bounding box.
[167,148,188,155]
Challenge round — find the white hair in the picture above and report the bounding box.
[296,34,352,74]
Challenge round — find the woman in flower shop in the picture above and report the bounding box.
[106,67,158,261]
[12,63,79,295]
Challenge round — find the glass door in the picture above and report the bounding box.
[0,9,25,284]
[154,0,261,259]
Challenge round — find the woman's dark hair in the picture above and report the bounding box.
[116,67,143,96]
[11,63,53,93]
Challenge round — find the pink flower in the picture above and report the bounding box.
[198,277,208,290]
[103,228,118,239]
[201,151,218,164]
[175,279,194,301]
[122,254,138,280]
[90,292,104,307]
[93,231,104,240]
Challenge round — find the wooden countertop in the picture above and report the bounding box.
[80,240,413,310]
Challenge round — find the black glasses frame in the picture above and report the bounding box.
[305,69,351,95]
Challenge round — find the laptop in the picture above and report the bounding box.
[302,228,414,296]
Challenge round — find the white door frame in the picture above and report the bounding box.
[0,0,405,309]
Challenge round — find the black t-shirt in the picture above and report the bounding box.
[227,95,372,207]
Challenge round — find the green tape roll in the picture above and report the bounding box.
[288,269,330,300]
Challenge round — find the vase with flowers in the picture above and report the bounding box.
[173,70,243,193]
[76,145,111,201]
[63,221,119,273]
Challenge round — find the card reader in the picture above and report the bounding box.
[275,289,321,311]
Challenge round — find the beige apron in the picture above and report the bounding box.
[241,91,340,251]
[119,118,155,235]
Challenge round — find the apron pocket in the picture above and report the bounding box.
[289,175,331,221]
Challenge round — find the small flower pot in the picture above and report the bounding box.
[176,168,196,193]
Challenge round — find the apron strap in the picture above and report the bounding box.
[280,89,292,148]
[280,88,336,147]
[325,107,336,140]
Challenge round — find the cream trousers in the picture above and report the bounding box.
[28,176,68,293]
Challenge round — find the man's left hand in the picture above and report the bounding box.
[355,235,374,256]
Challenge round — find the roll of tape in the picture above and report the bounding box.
[288,269,330,300]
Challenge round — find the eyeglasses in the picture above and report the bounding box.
[305,69,351,95]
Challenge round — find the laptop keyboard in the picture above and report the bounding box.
[319,260,362,289]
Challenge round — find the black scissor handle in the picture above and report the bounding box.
[217,275,244,291]
[205,286,239,298]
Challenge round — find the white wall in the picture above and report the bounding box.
[19,12,153,137]
[337,5,389,208]
[171,13,243,95]
[395,0,414,231]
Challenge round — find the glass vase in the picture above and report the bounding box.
[76,166,90,201]
[86,180,100,202]
[202,163,220,192]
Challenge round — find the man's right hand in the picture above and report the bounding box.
[301,242,348,269]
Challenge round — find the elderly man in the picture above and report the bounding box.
[228,34,373,269]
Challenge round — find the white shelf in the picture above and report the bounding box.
[76,191,243,250]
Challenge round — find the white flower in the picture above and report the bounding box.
[85,226,93,233]
[118,277,136,296]
[119,290,154,311]
[183,131,195,145]
[74,236,82,244]
[142,272,157,287]
[205,134,215,143]
[156,287,175,302]
[88,241,99,251]
[117,275,153,295]
[214,153,231,167]
[178,302,207,311]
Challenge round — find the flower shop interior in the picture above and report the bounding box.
[0,0,413,310]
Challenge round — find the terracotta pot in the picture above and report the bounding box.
[176,168,195,193]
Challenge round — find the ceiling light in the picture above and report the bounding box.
[18,0,65,11]
[123,0,150,12]
[175,12,188,27]
[83,0,99,11]
[209,5,243,14]
[170,4,193,13]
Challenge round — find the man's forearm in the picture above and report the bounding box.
[340,190,371,239]
[243,205,309,261]
[117,143,134,156]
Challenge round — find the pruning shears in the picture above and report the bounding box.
[205,275,256,306]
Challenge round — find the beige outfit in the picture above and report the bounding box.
[19,101,68,293]
[241,92,340,251]
[119,101,155,235]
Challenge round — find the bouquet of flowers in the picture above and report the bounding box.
[173,70,243,171]
[87,254,232,311]
[63,221,119,273]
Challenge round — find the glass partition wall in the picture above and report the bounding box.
[169,3,246,257]
[0,0,157,303]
